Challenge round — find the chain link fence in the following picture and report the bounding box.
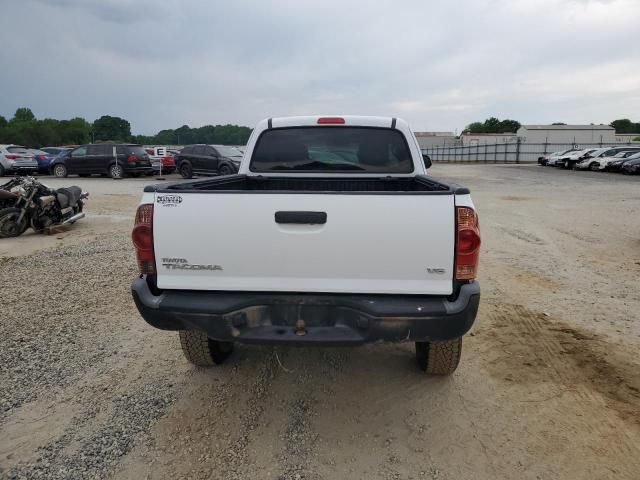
[421,140,639,163]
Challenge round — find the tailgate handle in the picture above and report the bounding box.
[275,211,327,225]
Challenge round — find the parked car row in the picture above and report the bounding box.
[538,146,640,174]
[0,143,246,179]
[50,144,156,179]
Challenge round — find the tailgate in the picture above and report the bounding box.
[153,193,455,295]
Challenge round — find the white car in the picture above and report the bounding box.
[551,148,598,169]
[0,145,39,176]
[573,146,640,171]
[545,149,579,167]
[131,115,481,375]
[593,151,640,171]
[605,151,640,172]
[576,147,640,171]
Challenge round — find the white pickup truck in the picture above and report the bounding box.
[131,116,480,375]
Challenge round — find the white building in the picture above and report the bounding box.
[517,124,616,144]
[461,132,517,146]
[614,134,640,144]
[413,131,458,148]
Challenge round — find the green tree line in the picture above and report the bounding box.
[465,117,640,136]
[609,119,640,135]
[465,117,521,134]
[132,123,252,146]
[0,107,252,148]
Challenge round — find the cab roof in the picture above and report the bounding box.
[263,115,405,129]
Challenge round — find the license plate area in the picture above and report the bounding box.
[241,303,339,328]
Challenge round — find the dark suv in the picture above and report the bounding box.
[50,144,153,179]
[176,144,243,178]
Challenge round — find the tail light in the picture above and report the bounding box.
[5,154,18,160]
[317,117,345,124]
[455,207,481,280]
[37,155,47,161]
[127,154,137,163]
[132,204,155,274]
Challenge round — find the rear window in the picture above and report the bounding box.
[117,145,148,157]
[216,146,243,157]
[250,127,414,173]
[7,147,30,154]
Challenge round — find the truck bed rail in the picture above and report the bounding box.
[144,175,470,195]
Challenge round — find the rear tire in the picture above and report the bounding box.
[415,337,462,375]
[218,164,233,176]
[179,330,234,366]
[109,163,124,179]
[179,162,193,179]
[53,164,68,178]
[0,165,5,176]
[589,162,600,172]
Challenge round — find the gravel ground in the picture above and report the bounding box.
[0,166,639,480]
[0,235,133,416]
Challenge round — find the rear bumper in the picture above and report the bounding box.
[7,165,38,173]
[152,166,175,173]
[131,276,480,345]
[125,166,153,173]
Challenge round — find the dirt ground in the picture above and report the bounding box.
[1,165,639,480]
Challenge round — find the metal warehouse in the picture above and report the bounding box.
[517,124,616,144]
[461,132,517,146]
[414,131,458,148]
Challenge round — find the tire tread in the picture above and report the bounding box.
[416,337,462,375]
[178,330,233,366]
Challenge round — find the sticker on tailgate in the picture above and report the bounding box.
[156,194,182,207]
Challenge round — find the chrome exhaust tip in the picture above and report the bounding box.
[61,212,85,225]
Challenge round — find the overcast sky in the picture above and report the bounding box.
[1,0,639,134]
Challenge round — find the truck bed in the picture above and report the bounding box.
[145,174,470,195]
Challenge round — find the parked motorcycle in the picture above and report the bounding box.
[0,178,26,211]
[0,176,88,238]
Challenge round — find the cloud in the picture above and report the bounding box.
[31,0,170,24]
[1,0,639,134]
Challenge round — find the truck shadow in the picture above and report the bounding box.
[208,342,476,478]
